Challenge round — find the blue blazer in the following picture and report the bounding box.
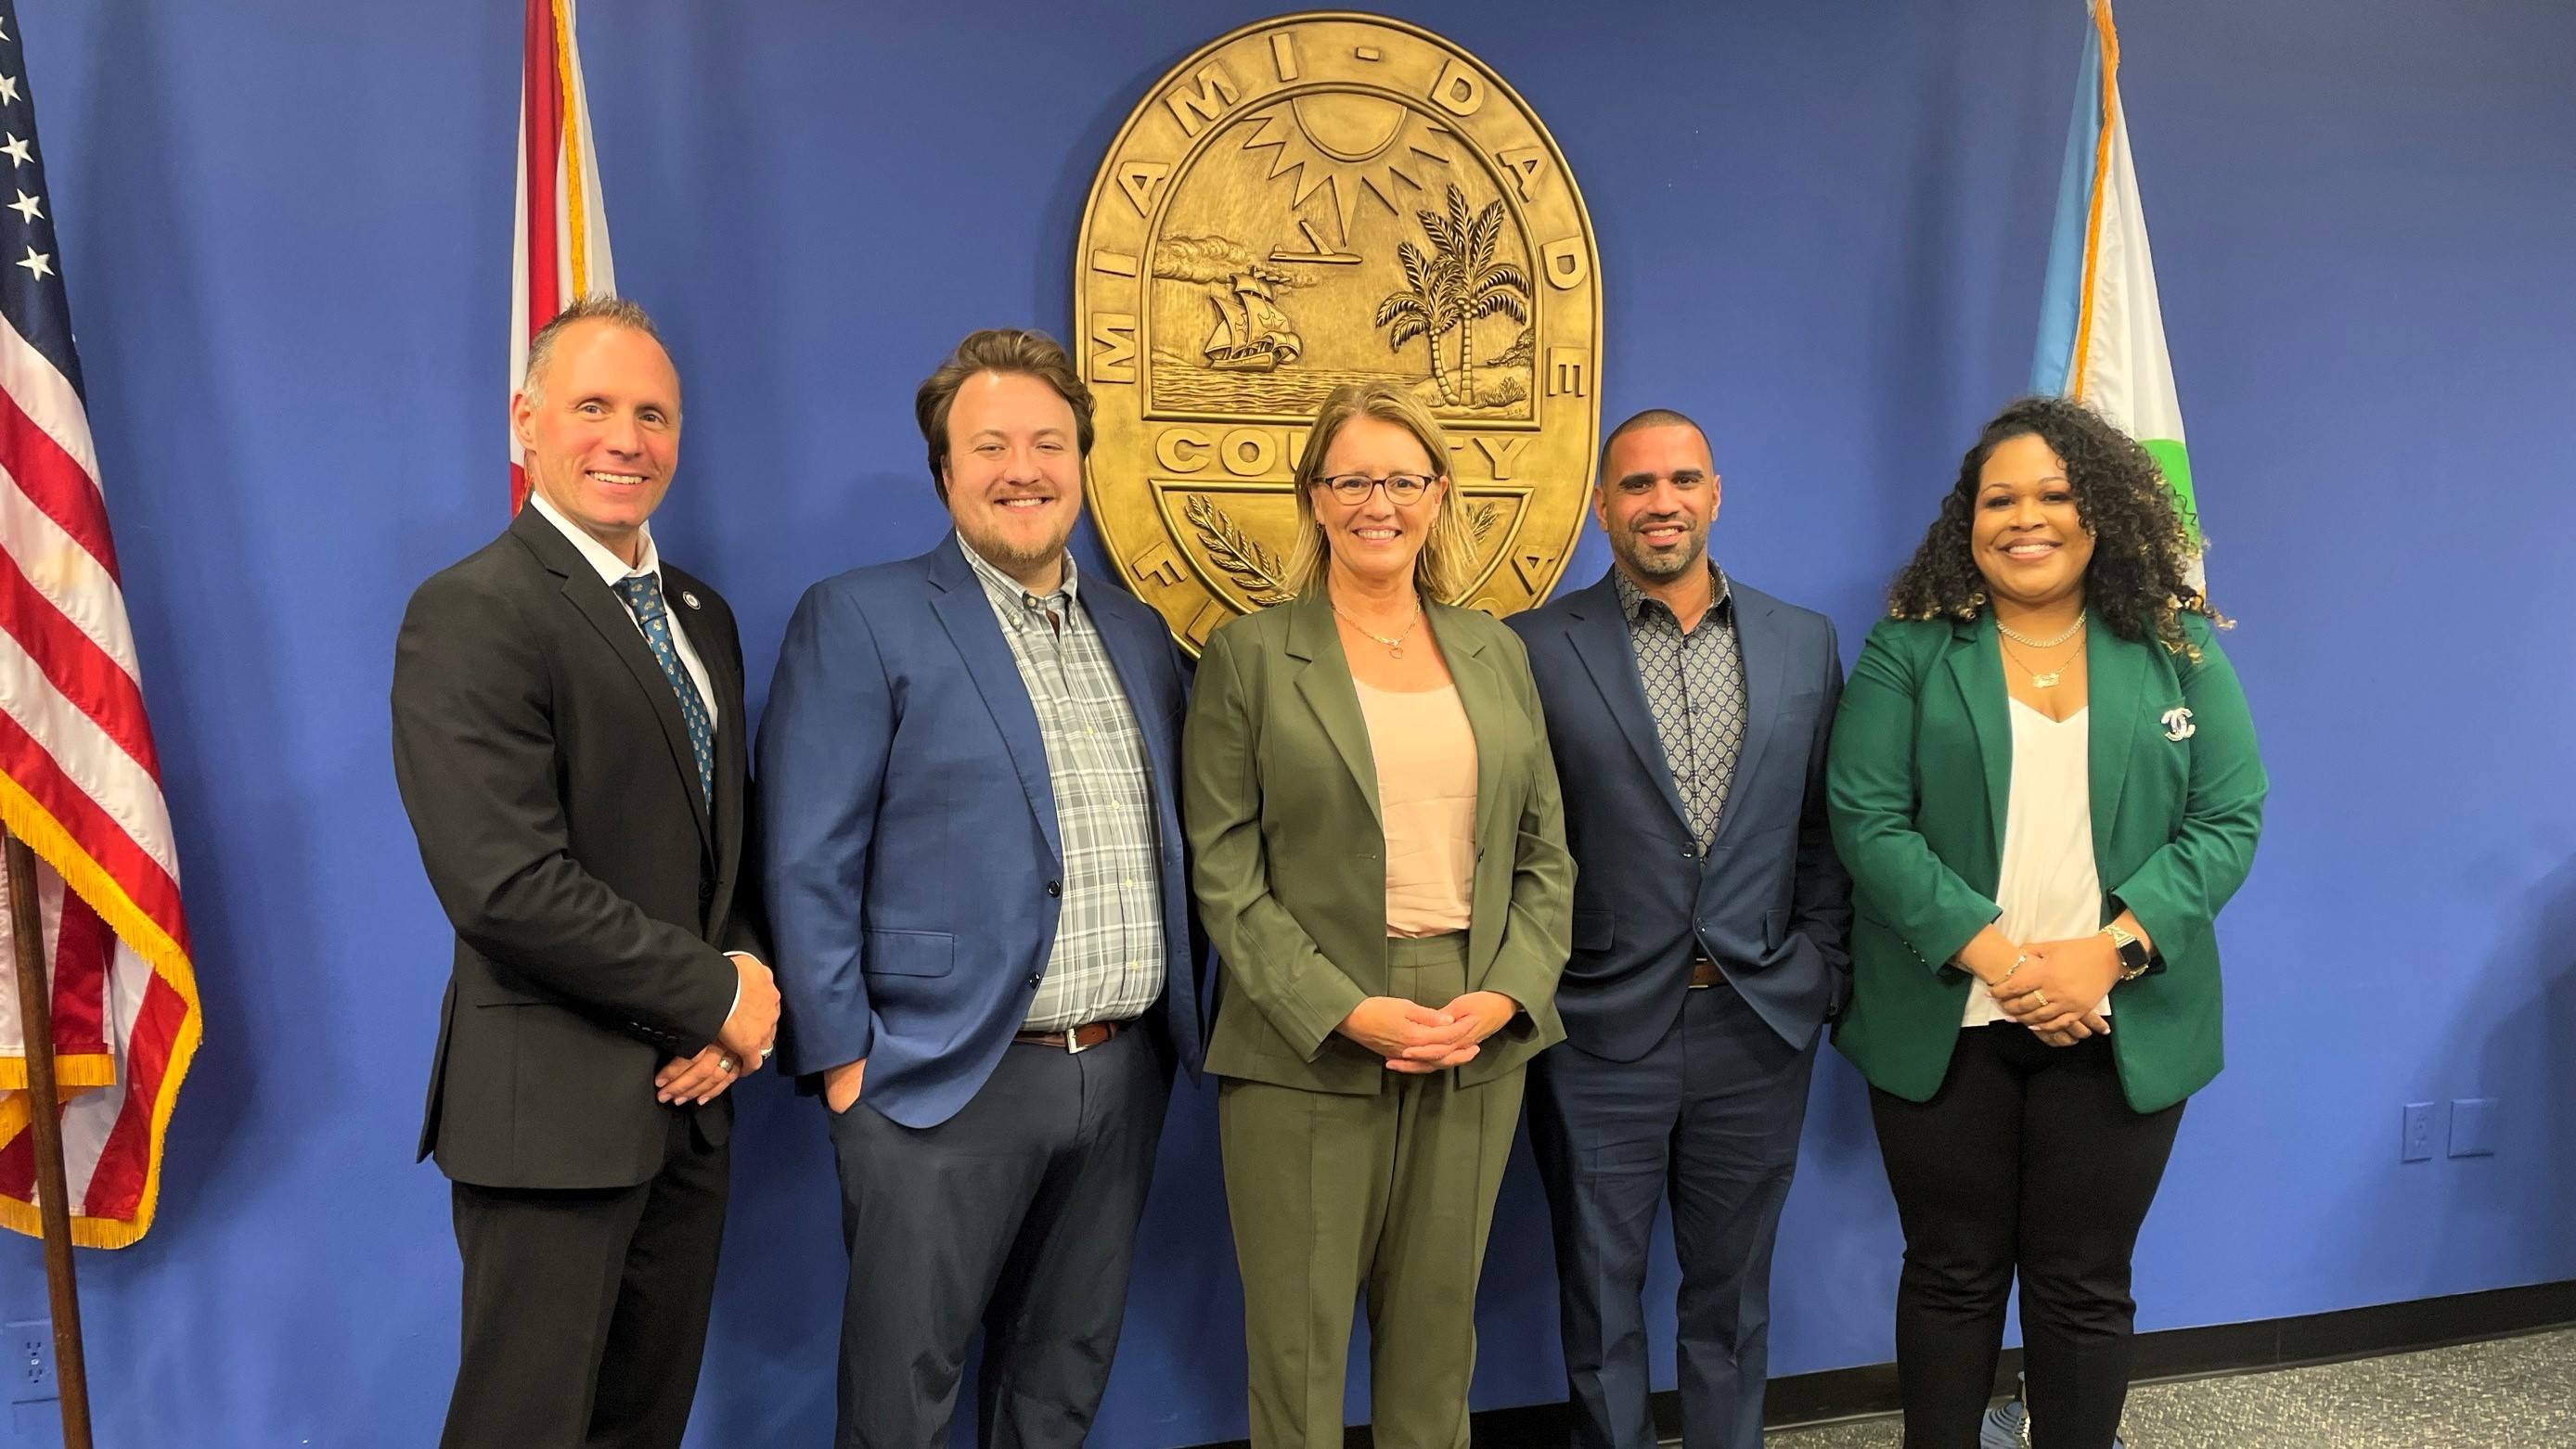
[757,537,1204,1128]
[1508,571,1852,1060]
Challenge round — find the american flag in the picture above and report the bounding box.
[0,0,200,1248]
[510,0,617,511]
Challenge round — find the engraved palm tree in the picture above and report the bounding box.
[1373,185,1529,408]
[1372,235,1463,404]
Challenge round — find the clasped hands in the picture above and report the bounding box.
[1335,991,1518,1073]
[1977,931,2122,1048]
[657,952,782,1106]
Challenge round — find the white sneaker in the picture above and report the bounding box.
[1978,1395,2124,1449]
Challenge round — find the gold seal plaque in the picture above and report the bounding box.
[1075,11,1602,648]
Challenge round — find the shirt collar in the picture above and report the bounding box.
[526,488,661,587]
[957,533,1079,611]
[1612,559,1731,624]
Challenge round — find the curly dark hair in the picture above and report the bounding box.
[1887,395,2224,655]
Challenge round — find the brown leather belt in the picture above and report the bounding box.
[1013,1020,1126,1053]
[1688,958,1727,990]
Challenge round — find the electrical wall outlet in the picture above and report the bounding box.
[2402,1102,2437,1161]
[2449,1097,2499,1158]
[4,1322,49,1404]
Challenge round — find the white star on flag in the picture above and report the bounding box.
[0,77,19,106]
[13,244,49,279]
[0,134,27,167]
[5,190,32,224]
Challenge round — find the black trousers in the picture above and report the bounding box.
[828,1024,1170,1449]
[1528,981,1819,1449]
[1868,1025,2183,1449]
[441,1113,728,1449]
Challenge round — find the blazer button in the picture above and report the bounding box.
[1045,880,1062,897]
[1681,846,1697,860]
[1027,974,1043,990]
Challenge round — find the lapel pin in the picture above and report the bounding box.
[679,590,702,610]
[2161,706,2196,741]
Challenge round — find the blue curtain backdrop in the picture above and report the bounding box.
[8,1,2572,1443]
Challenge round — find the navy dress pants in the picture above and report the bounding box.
[1528,981,1819,1449]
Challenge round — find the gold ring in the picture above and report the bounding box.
[2029,990,2049,1009]
[717,1056,738,1073]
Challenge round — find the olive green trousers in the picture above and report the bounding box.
[1217,933,1526,1449]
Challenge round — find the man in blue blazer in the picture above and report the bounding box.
[1507,409,1851,1449]
[758,329,1203,1449]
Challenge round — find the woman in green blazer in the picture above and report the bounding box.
[1184,379,1574,1449]
[1826,397,2265,1449]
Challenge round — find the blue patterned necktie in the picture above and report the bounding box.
[611,571,715,804]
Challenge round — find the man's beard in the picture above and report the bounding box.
[960,511,1073,578]
[1619,524,1706,579]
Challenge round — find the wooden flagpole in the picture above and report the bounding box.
[4,832,94,1449]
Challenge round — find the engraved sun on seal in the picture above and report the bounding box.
[1075,12,1603,652]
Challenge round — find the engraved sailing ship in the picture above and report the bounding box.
[1201,272,1303,371]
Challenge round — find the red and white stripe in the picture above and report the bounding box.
[0,301,199,1250]
[509,0,618,512]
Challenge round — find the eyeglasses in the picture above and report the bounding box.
[1318,473,1435,504]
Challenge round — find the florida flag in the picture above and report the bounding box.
[510,0,617,511]
[2031,0,2203,578]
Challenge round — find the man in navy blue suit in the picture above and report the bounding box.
[757,328,1203,1449]
[1507,409,1852,1449]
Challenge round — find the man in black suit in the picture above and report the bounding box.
[392,296,780,1449]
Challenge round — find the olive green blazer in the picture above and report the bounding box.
[1183,593,1575,1095]
[1825,610,2266,1113]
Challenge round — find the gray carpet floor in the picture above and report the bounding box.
[1766,1327,2576,1448]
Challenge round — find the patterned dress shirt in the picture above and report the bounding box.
[1615,563,1747,848]
[960,538,1166,1030]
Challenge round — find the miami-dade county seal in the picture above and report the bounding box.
[1075,11,1602,649]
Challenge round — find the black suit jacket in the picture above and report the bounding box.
[393,504,765,1190]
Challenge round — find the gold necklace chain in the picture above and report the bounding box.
[1996,614,2086,648]
[1332,600,1424,658]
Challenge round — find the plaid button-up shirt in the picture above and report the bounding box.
[960,538,1166,1030]
[1615,563,1747,848]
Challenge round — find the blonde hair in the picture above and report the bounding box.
[1283,380,1475,605]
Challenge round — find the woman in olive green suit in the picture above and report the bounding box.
[1184,379,1573,1449]
[1826,397,2265,1449]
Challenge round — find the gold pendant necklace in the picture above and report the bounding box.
[2000,634,2082,688]
[1333,601,1423,658]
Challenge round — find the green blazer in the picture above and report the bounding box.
[1183,593,1575,1095]
[1825,609,2265,1112]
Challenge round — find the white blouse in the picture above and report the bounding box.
[1964,701,2106,1029]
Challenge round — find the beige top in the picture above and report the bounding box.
[1354,677,1477,938]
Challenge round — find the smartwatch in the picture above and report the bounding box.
[2103,923,2153,981]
